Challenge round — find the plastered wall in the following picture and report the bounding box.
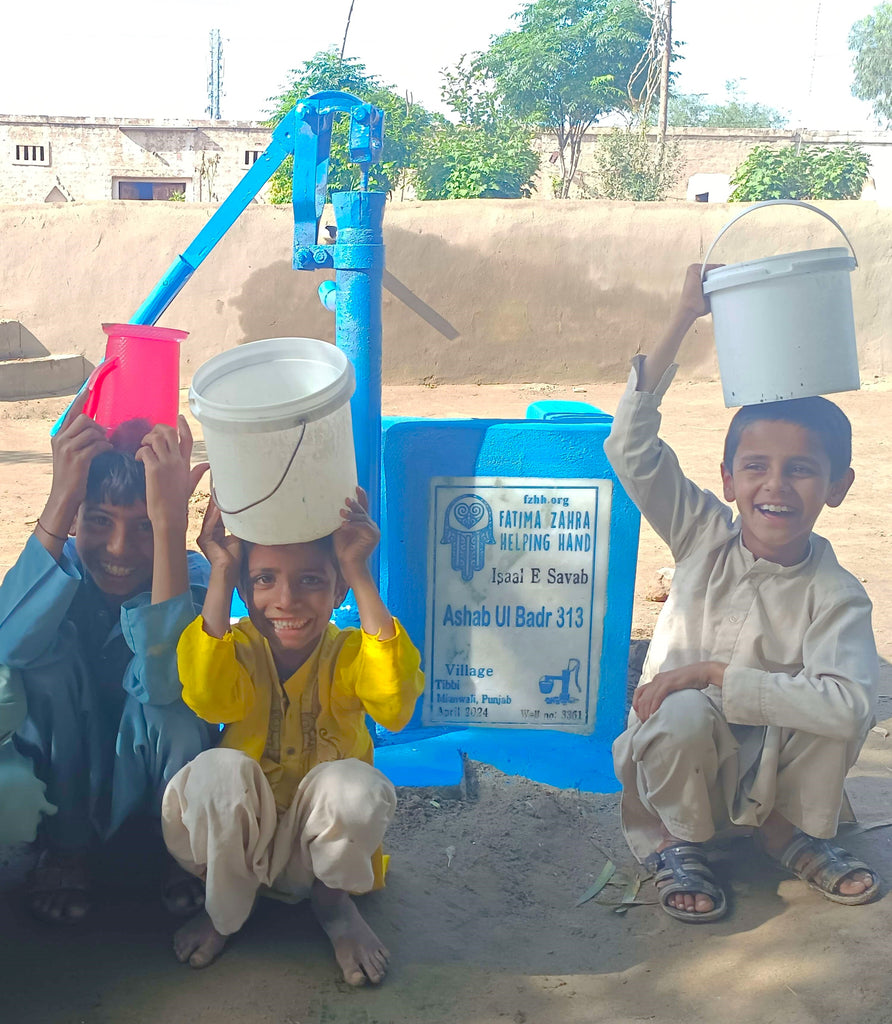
[0,198,888,386]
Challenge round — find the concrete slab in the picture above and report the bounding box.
[0,321,49,359]
[0,354,87,400]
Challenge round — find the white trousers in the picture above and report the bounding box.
[162,748,397,935]
[613,689,859,862]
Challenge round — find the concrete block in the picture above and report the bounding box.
[0,321,49,359]
[0,354,87,400]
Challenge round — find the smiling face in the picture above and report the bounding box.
[74,500,155,600]
[720,419,854,566]
[243,541,346,679]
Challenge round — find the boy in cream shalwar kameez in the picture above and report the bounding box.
[605,265,880,923]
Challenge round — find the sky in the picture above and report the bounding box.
[1,0,885,131]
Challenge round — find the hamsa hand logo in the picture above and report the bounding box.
[440,493,495,581]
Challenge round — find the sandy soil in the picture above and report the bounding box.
[2,379,892,1024]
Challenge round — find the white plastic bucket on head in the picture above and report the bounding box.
[701,200,860,407]
[189,337,356,545]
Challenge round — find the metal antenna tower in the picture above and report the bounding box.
[207,28,223,119]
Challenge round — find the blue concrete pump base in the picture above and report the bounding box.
[374,728,620,793]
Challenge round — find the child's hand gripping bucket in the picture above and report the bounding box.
[701,200,860,407]
[84,323,187,433]
[188,338,357,545]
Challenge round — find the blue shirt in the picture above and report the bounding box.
[0,534,210,706]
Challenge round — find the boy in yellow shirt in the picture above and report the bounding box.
[162,488,423,984]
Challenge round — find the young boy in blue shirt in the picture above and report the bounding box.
[0,392,215,924]
[606,265,880,922]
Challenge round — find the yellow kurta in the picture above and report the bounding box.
[177,615,424,887]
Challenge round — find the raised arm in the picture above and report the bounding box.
[0,391,107,665]
[196,497,243,639]
[119,552,210,705]
[115,418,210,705]
[331,488,423,729]
[34,389,111,560]
[603,262,733,562]
[175,501,256,722]
[636,263,719,393]
[136,415,209,605]
[333,487,394,640]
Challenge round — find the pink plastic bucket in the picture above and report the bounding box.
[84,323,187,433]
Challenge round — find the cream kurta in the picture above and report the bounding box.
[604,361,878,861]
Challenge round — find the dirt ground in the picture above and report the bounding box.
[2,378,892,1024]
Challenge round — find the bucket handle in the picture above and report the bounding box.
[83,357,120,420]
[701,199,858,280]
[212,421,307,516]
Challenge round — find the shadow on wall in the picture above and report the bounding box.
[225,217,717,384]
[377,223,717,384]
[381,269,460,341]
[229,258,329,343]
[227,256,461,351]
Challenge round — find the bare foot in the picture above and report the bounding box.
[27,848,92,925]
[173,909,228,969]
[310,879,390,986]
[162,859,206,917]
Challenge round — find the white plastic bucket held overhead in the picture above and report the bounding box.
[189,338,357,545]
[701,199,860,407]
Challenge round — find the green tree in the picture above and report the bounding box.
[479,0,653,198]
[729,143,870,201]
[668,80,788,129]
[849,3,892,125]
[266,49,443,202]
[414,56,540,200]
[588,127,682,200]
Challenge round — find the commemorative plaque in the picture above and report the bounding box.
[424,476,612,733]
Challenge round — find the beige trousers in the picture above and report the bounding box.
[162,748,397,935]
[613,688,859,863]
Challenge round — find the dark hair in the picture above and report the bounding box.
[83,416,150,507]
[85,450,146,507]
[723,397,852,481]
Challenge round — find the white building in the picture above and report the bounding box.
[1,115,274,204]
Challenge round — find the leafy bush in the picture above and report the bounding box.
[589,128,682,201]
[414,122,539,200]
[413,57,539,200]
[729,143,871,201]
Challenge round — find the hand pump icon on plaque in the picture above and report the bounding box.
[539,659,582,705]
